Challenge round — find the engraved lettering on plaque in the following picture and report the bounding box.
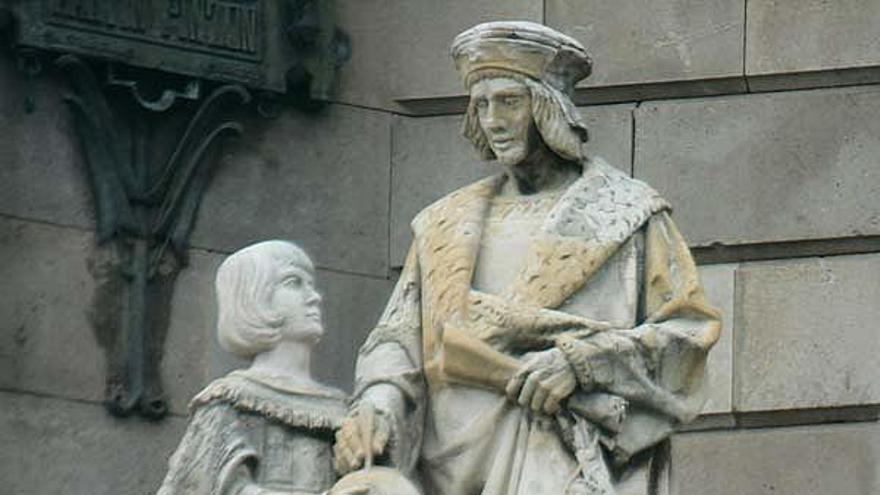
[46,0,262,60]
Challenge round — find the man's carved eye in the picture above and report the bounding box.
[285,276,302,288]
[475,99,488,110]
[503,96,522,106]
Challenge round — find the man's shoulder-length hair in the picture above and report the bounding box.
[462,71,589,162]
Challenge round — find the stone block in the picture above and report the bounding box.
[312,270,396,391]
[746,0,880,90]
[389,104,634,266]
[734,254,880,412]
[0,391,187,495]
[210,269,395,392]
[670,422,880,495]
[0,53,92,229]
[0,217,220,416]
[191,104,391,277]
[547,0,745,90]
[334,0,542,109]
[696,263,735,416]
[333,0,398,110]
[635,85,880,247]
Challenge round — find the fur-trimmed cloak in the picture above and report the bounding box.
[354,158,721,494]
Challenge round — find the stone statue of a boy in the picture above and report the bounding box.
[333,22,721,494]
[158,240,346,495]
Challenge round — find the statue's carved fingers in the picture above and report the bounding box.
[506,367,528,399]
[530,380,551,413]
[517,370,544,408]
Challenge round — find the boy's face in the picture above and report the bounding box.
[271,264,323,342]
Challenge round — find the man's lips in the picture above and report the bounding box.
[492,138,515,149]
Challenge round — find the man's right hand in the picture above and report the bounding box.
[333,405,391,475]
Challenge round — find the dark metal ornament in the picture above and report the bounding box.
[1,1,349,419]
[59,55,252,419]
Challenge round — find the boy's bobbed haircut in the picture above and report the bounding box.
[215,240,313,358]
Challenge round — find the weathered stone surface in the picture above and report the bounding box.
[389,104,634,266]
[0,53,92,228]
[333,0,397,110]
[697,263,735,416]
[734,254,880,412]
[0,216,218,415]
[309,270,395,390]
[192,104,391,277]
[635,86,880,247]
[547,0,745,89]
[670,422,880,495]
[209,269,395,392]
[746,0,880,90]
[0,391,187,495]
[159,248,225,413]
[334,0,542,109]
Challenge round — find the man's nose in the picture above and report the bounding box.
[483,102,506,130]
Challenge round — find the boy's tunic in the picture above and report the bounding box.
[158,370,347,495]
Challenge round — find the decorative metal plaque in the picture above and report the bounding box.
[16,0,291,92]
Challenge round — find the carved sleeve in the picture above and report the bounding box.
[156,403,259,495]
[557,211,721,462]
[352,243,426,476]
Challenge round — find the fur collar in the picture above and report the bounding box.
[190,370,347,430]
[412,157,669,328]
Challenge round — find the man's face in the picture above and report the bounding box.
[271,264,323,343]
[470,77,538,166]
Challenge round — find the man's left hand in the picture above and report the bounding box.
[505,348,577,415]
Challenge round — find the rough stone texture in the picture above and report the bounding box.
[697,263,735,416]
[209,269,395,392]
[0,216,220,415]
[734,254,880,412]
[635,86,880,247]
[334,0,542,109]
[192,105,391,277]
[0,52,92,229]
[746,0,880,89]
[308,270,395,390]
[390,103,634,266]
[670,422,880,495]
[0,391,187,495]
[546,0,745,89]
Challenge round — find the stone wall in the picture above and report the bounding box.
[2,1,879,493]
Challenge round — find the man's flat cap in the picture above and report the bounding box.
[451,21,592,94]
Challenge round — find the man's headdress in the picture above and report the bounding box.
[451,21,592,95]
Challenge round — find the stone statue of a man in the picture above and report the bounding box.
[333,22,721,495]
[158,241,346,495]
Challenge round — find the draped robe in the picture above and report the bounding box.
[353,158,721,494]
